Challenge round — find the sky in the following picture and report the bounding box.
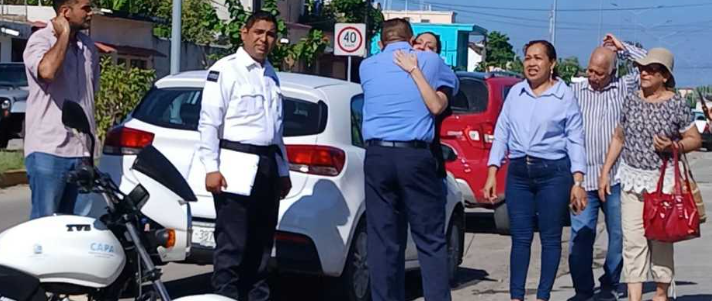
[376,0,712,88]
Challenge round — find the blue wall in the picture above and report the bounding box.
[369,23,483,69]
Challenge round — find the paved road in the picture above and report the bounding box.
[2,151,711,300]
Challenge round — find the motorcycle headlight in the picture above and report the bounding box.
[0,99,10,110]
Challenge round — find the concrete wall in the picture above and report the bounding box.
[90,15,154,50]
[0,5,55,22]
[153,38,217,79]
[467,48,482,72]
[277,0,304,23]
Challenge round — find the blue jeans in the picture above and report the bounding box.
[568,184,623,297]
[506,157,572,301]
[25,152,91,219]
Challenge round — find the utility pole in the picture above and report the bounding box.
[597,0,603,41]
[170,0,182,75]
[365,0,370,58]
[549,0,558,46]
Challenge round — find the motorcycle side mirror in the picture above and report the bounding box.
[62,101,95,164]
[62,101,91,134]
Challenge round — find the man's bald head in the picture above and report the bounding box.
[587,47,617,91]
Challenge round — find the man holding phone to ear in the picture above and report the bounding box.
[22,0,99,219]
[566,33,647,301]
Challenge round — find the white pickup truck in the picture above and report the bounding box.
[0,62,28,148]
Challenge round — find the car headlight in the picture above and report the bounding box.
[0,99,10,110]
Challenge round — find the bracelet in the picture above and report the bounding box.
[408,66,417,74]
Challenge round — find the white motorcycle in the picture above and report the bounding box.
[0,102,231,301]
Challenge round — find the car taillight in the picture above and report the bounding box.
[465,123,495,149]
[705,123,710,134]
[286,145,346,176]
[103,126,155,155]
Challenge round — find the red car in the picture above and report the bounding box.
[440,72,521,233]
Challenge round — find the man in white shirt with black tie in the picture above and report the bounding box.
[197,11,291,300]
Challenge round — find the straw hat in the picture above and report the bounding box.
[635,47,676,88]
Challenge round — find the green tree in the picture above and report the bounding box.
[97,0,221,47]
[152,0,221,46]
[26,0,52,5]
[95,57,155,142]
[328,0,383,40]
[509,56,524,74]
[220,0,328,71]
[479,31,515,71]
[557,56,582,84]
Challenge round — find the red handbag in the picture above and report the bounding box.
[642,146,701,243]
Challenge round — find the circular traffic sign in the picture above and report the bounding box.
[337,26,364,54]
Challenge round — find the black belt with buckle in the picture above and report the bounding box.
[219,140,282,157]
[366,139,430,149]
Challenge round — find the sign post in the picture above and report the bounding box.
[334,23,366,82]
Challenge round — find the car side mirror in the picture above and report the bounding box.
[62,101,91,134]
[441,144,457,162]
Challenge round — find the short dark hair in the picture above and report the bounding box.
[53,0,76,12]
[245,11,278,30]
[524,40,559,79]
[415,32,442,54]
[380,18,414,45]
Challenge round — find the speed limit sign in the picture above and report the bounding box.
[335,23,366,57]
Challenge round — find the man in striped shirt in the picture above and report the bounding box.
[567,34,647,301]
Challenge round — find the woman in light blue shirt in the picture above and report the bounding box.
[482,40,587,301]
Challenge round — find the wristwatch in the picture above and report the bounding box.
[574,180,584,188]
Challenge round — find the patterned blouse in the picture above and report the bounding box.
[616,92,695,193]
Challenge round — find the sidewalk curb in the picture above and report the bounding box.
[0,170,27,189]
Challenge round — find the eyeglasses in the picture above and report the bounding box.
[637,64,665,74]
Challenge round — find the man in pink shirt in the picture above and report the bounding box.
[22,0,98,219]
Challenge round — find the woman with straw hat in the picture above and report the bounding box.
[598,47,702,301]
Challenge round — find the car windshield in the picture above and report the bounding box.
[132,88,328,137]
[0,64,28,88]
[695,112,705,121]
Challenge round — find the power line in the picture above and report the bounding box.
[418,1,712,12]
[424,2,712,31]
[388,0,712,31]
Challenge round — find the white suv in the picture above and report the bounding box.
[94,71,465,301]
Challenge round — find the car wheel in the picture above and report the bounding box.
[339,220,371,301]
[494,201,510,235]
[446,209,464,287]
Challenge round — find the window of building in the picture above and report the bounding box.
[421,19,430,23]
[116,55,149,70]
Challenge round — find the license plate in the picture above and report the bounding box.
[191,221,216,248]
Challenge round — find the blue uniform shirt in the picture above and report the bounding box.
[487,79,586,174]
[360,42,458,143]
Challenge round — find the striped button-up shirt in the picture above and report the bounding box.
[572,42,647,191]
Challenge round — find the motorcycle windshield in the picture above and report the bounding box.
[132,145,197,202]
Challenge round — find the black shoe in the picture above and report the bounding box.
[567,294,595,301]
[596,289,619,301]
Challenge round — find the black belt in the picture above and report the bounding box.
[365,139,430,149]
[219,140,282,157]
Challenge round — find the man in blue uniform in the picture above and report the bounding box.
[359,18,458,301]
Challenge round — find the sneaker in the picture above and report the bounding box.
[567,295,595,301]
[596,289,619,301]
